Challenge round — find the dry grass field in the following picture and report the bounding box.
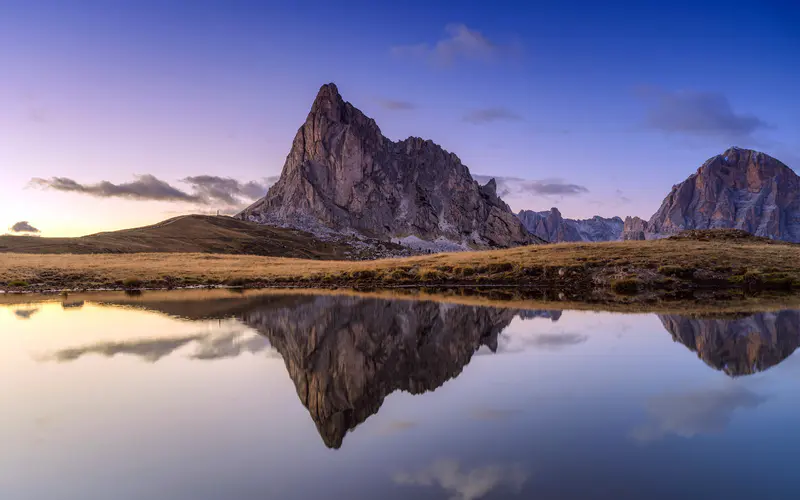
[2,230,799,302]
[0,214,357,259]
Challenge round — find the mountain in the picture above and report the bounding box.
[238,83,540,251]
[623,147,800,242]
[0,215,366,259]
[517,208,623,242]
[659,310,800,376]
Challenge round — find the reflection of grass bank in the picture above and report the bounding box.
[3,287,800,317]
[2,236,799,303]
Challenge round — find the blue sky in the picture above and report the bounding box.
[2,0,799,236]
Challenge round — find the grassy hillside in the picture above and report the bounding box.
[0,215,356,259]
[2,231,799,303]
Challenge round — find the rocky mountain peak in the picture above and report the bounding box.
[239,83,537,250]
[640,147,800,242]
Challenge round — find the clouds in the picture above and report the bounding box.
[641,89,769,140]
[378,99,416,111]
[463,107,522,124]
[14,308,39,319]
[182,175,272,205]
[45,327,278,363]
[631,384,766,443]
[30,174,277,208]
[9,221,40,234]
[392,23,517,66]
[393,459,528,500]
[30,175,204,203]
[473,175,589,199]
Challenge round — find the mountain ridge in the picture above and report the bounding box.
[238,83,541,250]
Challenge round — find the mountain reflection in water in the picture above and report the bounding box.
[37,292,800,450]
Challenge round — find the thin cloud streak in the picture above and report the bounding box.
[463,107,523,124]
[473,175,589,198]
[378,99,416,110]
[29,175,277,207]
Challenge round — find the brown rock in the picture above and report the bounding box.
[239,83,540,249]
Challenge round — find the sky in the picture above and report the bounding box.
[2,0,799,236]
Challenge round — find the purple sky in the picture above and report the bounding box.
[2,0,798,236]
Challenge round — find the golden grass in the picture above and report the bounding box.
[2,237,800,302]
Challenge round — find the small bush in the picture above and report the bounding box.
[419,269,444,281]
[387,269,411,281]
[122,278,143,289]
[224,277,248,287]
[458,267,476,276]
[611,278,640,295]
[8,280,29,287]
[657,265,695,279]
[487,262,514,274]
[350,270,377,280]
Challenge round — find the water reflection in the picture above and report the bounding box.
[4,291,800,499]
[659,311,800,376]
[393,459,529,500]
[24,292,800,450]
[240,296,522,448]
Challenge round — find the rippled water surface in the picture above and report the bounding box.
[2,291,800,500]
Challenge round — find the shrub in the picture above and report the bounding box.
[122,278,143,289]
[419,269,443,281]
[224,277,248,287]
[611,278,640,295]
[657,265,695,279]
[487,262,514,274]
[350,270,377,280]
[8,280,29,287]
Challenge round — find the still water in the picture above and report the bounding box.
[2,290,800,500]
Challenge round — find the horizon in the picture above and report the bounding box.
[2,0,799,237]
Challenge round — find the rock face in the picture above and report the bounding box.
[517,208,623,242]
[239,83,538,250]
[638,147,800,242]
[622,216,649,241]
[659,310,800,376]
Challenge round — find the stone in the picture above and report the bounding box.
[239,83,540,250]
[641,147,800,242]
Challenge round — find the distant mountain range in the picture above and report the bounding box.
[517,208,623,243]
[240,84,798,247]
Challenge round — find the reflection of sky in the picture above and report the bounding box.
[2,302,800,499]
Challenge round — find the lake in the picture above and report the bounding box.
[2,290,800,500]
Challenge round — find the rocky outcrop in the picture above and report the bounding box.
[659,310,800,376]
[239,83,539,250]
[622,216,649,241]
[639,147,800,242]
[517,208,623,242]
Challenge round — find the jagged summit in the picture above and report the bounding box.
[239,83,537,250]
[623,147,800,242]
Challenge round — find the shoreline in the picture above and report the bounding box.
[3,285,800,316]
